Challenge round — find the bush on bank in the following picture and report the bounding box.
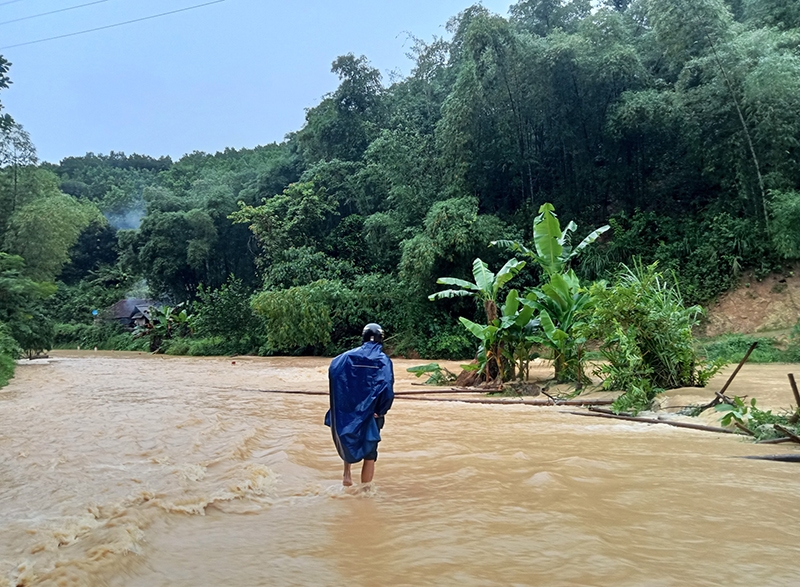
[0,322,20,388]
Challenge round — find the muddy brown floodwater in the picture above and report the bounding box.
[2,352,800,586]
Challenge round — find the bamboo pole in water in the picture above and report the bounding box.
[239,389,484,396]
[399,396,614,406]
[756,437,795,445]
[564,410,736,434]
[240,388,614,405]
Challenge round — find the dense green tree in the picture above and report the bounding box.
[0,253,56,358]
[297,54,385,162]
[0,55,12,130]
[2,176,102,282]
[510,0,592,36]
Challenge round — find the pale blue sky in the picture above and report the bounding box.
[1,0,511,163]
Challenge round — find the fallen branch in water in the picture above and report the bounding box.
[756,437,795,445]
[774,424,800,445]
[564,410,736,434]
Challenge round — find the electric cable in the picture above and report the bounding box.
[0,0,29,7]
[0,0,111,27]
[1,0,227,50]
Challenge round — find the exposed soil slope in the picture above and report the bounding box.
[703,269,800,336]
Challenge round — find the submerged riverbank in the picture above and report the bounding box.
[1,352,799,586]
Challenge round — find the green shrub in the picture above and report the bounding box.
[54,321,135,350]
[162,338,191,355]
[187,336,231,356]
[252,275,422,356]
[194,277,265,342]
[700,333,800,363]
[0,322,21,388]
[584,261,724,414]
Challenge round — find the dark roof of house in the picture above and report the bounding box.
[110,298,158,320]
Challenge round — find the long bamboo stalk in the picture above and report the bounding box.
[239,388,490,396]
[238,388,613,405]
[399,396,614,406]
[756,437,794,445]
[563,410,736,434]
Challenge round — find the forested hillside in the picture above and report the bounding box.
[1,0,800,377]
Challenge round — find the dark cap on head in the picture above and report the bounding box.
[362,323,384,343]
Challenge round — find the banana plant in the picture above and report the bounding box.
[523,270,592,385]
[429,257,526,323]
[458,289,540,383]
[493,203,609,277]
[497,289,540,381]
[457,316,500,384]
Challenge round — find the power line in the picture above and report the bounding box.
[0,0,29,7]
[0,0,111,27]
[0,0,228,50]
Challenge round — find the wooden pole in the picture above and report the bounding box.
[239,388,495,397]
[697,341,758,413]
[756,437,795,445]
[564,410,736,434]
[399,396,614,407]
[787,374,800,424]
[788,374,800,406]
[774,424,800,445]
[239,388,614,406]
[717,341,758,397]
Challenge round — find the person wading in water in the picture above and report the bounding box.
[325,323,394,486]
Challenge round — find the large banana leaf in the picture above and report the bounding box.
[558,220,578,247]
[502,289,520,318]
[542,273,572,313]
[435,277,481,290]
[568,225,611,260]
[493,258,526,294]
[533,203,565,275]
[459,317,498,341]
[491,239,538,258]
[428,288,477,301]
[514,302,536,328]
[539,310,568,345]
[471,258,495,294]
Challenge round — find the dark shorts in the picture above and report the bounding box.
[364,415,385,462]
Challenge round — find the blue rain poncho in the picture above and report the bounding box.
[324,342,394,463]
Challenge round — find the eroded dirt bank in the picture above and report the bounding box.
[1,352,799,586]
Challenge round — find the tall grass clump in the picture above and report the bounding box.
[584,261,724,414]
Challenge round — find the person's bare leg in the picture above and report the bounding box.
[343,462,353,486]
[361,459,375,484]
